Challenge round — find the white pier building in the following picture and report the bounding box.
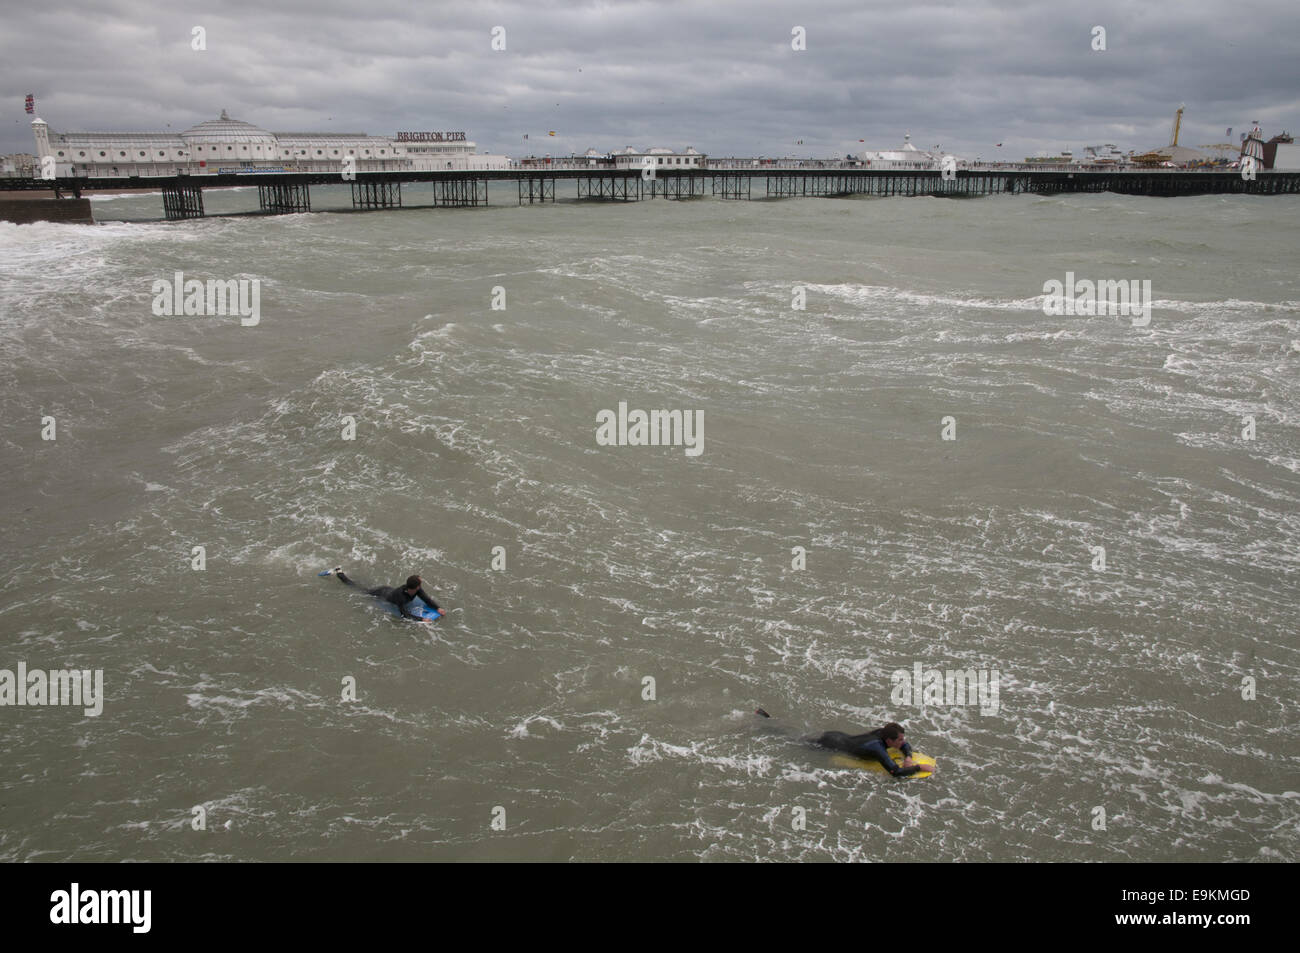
[31,110,508,177]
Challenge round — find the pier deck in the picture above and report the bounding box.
[4,166,1297,221]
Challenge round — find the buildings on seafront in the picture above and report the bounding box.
[1241,126,1298,170]
[2,154,37,176]
[522,136,960,172]
[29,111,509,177]
[516,146,707,170]
[858,134,958,170]
[609,146,706,169]
[18,107,1296,179]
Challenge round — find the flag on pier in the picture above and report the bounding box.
[25,94,35,114]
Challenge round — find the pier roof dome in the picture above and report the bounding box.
[180,110,276,145]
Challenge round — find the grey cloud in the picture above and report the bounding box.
[3,0,1295,159]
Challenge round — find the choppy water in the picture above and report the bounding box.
[1,187,1297,862]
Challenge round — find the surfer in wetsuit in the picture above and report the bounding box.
[329,569,441,621]
[755,709,932,777]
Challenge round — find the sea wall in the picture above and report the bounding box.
[0,197,94,224]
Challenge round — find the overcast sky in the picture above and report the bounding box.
[4,0,1297,159]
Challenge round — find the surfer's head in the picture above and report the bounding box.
[880,723,906,748]
[404,575,422,593]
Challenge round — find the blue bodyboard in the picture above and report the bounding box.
[379,598,441,622]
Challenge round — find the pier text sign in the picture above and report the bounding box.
[396,132,467,142]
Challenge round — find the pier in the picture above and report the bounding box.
[4,164,1298,221]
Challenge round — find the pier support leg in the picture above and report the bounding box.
[258,182,311,214]
[162,182,205,220]
[518,177,555,204]
[433,178,488,207]
[351,180,401,209]
[713,175,751,199]
[660,173,703,200]
[576,175,641,201]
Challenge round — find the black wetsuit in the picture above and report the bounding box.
[336,572,440,620]
[813,729,921,777]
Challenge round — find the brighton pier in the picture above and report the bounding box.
[9,164,1300,221]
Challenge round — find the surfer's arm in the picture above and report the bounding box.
[415,587,440,612]
[863,741,921,777]
[899,741,918,768]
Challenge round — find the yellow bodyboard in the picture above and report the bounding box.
[830,750,935,778]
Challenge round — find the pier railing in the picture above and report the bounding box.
[1,157,1272,181]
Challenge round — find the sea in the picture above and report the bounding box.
[1,183,1296,861]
